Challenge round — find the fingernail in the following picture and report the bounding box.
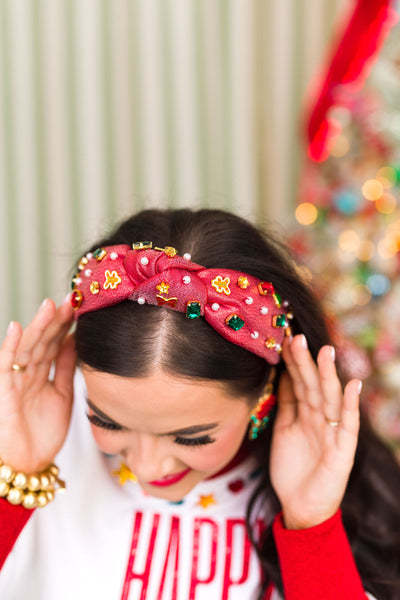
[63,294,72,305]
[299,334,308,349]
[7,321,14,336]
[357,380,363,395]
[39,298,48,311]
[330,346,336,362]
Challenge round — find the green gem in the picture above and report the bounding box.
[273,293,282,307]
[186,301,201,319]
[132,241,152,250]
[93,248,107,261]
[273,314,287,328]
[226,315,245,331]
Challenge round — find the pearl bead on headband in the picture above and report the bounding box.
[70,242,293,365]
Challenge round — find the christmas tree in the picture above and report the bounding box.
[291,1,400,458]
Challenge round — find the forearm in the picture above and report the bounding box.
[273,509,370,600]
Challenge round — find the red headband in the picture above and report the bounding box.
[70,243,293,365]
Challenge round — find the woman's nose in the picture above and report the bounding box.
[124,434,176,482]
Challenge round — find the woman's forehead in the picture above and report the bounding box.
[82,367,249,428]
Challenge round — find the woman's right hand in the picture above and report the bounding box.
[0,298,76,473]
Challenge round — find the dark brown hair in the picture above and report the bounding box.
[75,208,400,599]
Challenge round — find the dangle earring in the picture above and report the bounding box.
[248,383,276,440]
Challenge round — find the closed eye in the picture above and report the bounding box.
[87,412,216,446]
[174,435,215,447]
[87,413,124,431]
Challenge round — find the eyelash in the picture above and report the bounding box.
[174,435,215,447]
[87,413,124,432]
[86,414,216,447]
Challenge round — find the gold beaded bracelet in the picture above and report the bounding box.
[0,458,65,509]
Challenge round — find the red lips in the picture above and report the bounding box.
[148,468,191,487]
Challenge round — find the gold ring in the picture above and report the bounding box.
[11,363,27,373]
[325,417,341,427]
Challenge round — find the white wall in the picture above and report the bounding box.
[0,0,345,330]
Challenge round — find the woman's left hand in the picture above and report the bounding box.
[269,334,362,530]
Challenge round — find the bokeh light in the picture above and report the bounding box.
[333,188,361,214]
[367,273,391,296]
[376,192,397,214]
[377,236,398,259]
[351,284,372,306]
[376,166,397,188]
[338,229,360,253]
[295,202,318,225]
[362,179,383,201]
[357,240,375,261]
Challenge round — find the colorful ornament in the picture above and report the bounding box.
[186,301,201,319]
[90,281,100,295]
[211,275,231,295]
[154,245,177,257]
[93,248,107,261]
[103,270,122,290]
[237,276,249,289]
[156,281,170,294]
[273,293,282,308]
[258,282,274,296]
[156,296,178,307]
[249,386,276,440]
[132,241,152,250]
[265,337,277,349]
[225,314,245,331]
[78,257,89,271]
[272,314,287,328]
[71,290,83,309]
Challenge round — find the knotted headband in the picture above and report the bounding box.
[70,243,293,365]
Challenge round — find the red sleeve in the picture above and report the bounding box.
[272,509,368,600]
[0,498,33,570]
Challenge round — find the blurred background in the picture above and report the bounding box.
[0,0,345,327]
[1,1,400,454]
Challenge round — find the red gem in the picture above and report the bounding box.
[71,290,83,309]
[228,479,245,493]
[258,281,275,296]
[255,395,276,419]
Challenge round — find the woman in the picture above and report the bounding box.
[1,208,400,599]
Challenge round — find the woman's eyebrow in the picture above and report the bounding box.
[86,399,124,426]
[158,423,219,436]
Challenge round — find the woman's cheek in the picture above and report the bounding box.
[179,432,243,473]
[89,426,123,455]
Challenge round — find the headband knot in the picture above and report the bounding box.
[71,243,293,365]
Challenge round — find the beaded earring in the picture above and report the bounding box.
[248,384,276,440]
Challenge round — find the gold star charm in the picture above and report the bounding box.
[237,276,249,289]
[104,270,122,290]
[156,281,170,294]
[211,276,231,295]
[112,463,137,485]
[197,494,217,509]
